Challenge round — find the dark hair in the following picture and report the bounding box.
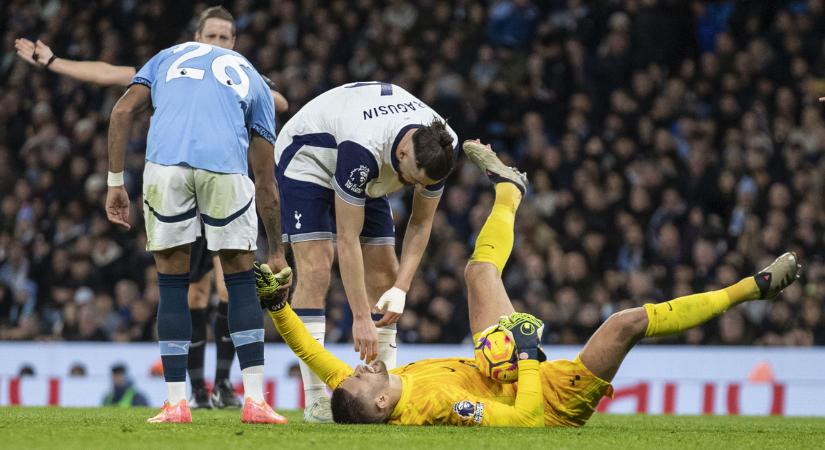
[197,6,236,36]
[330,387,386,424]
[412,119,455,182]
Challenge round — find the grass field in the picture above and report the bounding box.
[1,408,823,450]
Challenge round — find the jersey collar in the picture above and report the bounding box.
[390,124,423,173]
[388,374,411,421]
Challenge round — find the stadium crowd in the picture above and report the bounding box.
[1,0,824,347]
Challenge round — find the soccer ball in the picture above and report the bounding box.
[474,324,519,383]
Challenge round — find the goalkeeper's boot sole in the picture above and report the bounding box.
[212,379,242,409]
[147,400,192,423]
[304,396,334,424]
[754,252,801,300]
[241,398,288,424]
[462,141,527,195]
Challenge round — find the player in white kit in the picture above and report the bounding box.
[274,82,457,422]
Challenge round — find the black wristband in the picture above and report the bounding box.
[45,55,57,69]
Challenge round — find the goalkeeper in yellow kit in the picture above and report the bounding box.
[256,141,802,427]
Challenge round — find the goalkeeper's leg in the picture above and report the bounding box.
[579,252,801,382]
[462,141,526,335]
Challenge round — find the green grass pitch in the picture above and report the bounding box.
[1,408,823,450]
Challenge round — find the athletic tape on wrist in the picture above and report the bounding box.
[107,171,124,186]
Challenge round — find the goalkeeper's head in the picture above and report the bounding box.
[330,360,398,424]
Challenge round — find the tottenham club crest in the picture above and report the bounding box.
[453,400,484,423]
[345,165,370,194]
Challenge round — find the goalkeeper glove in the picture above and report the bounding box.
[498,312,547,362]
[254,262,292,312]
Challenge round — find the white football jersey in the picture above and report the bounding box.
[274,82,457,205]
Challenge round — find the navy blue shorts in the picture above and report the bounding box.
[279,177,395,245]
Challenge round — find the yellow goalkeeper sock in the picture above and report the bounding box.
[469,182,522,273]
[722,277,761,305]
[644,277,760,337]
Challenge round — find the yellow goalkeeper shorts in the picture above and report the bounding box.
[540,356,613,427]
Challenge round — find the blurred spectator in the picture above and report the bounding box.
[1,0,823,347]
[18,364,35,377]
[101,363,148,407]
[69,362,87,377]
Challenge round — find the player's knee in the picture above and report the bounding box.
[463,261,494,284]
[605,308,648,342]
[217,249,254,274]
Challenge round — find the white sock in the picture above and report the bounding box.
[299,320,328,407]
[167,381,186,404]
[241,365,265,403]
[377,326,398,370]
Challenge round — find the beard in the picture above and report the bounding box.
[370,360,390,381]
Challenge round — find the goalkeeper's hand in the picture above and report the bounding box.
[254,262,293,312]
[498,312,547,362]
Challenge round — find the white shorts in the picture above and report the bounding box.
[142,161,258,252]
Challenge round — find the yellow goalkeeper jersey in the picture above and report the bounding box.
[270,304,608,427]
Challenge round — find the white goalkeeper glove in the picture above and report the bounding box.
[373,286,406,327]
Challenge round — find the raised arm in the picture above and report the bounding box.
[265,301,353,389]
[15,38,135,86]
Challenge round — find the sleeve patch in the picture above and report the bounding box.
[453,400,484,423]
[344,165,371,195]
[334,141,378,201]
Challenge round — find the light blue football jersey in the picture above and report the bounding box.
[132,42,275,176]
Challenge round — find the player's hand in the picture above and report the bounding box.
[498,312,546,362]
[14,38,39,66]
[254,262,293,311]
[13,38,53,66]
[373,287,405,327]
[352,316,379,362]
[267,252,293,293]
[105,186,131,230]
[34,40,55,65]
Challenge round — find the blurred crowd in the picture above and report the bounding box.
[1,0,824,347]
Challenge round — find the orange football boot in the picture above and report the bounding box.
[146,399,192,423]
[241,398,288,424]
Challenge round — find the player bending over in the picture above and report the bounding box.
[106,38,287,424]
[275,82,456,422]
[256,141,801,426]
